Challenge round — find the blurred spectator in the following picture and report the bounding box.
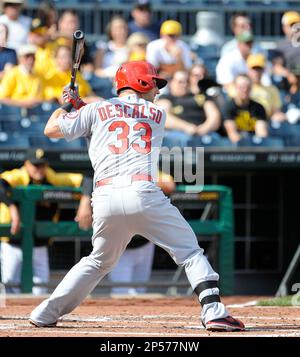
[269,50,291,100]
[0,148,85,295]
[216,31,270,90]
[43,45,93,103]
[217,31,253,89]
[191,11,224,48]
[56,10,93,72]
[36,0,58,40]
[146,20,192,79]
[28,17,57,77]
[128,0,160,42]
[224,74,268,145]
[127,32,149,62]
[0,23,17,80]
[246,54,286,121]
[221,12,264,57]
[0,0,31,50]
[94,15,129,79]
[221,12,250,56]
[189,63,208,95]
[190,63,227,118]
[157,70,221,148]
[284,62,300,124]
[0,44,44,107]
[277,11,300,70]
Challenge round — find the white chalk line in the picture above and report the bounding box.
[227,300,258,308]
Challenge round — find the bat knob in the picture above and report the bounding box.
[73,30,85,41]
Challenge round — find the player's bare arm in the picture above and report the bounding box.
[44,108,66,138]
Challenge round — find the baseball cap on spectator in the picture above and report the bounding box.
[17,44,37,57]
[26,148,48,165]
[281,11,300,26]
[247,54,266,69]
[30,17,48,35]
[160,20,182,36]
[133,0,151,11]
[236,30,254,43]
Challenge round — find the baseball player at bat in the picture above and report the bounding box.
[29,61,244,332]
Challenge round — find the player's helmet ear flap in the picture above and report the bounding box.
[115,61,168,94]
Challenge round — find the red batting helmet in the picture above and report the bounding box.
[115,61,168,94]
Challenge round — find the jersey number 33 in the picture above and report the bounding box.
[108,121,152,154]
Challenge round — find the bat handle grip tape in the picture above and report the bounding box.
[61,102,73,113]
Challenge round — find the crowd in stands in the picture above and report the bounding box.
[0,0,299,148]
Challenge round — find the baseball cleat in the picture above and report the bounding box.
[203,316,245,332]
[29,318,57,328]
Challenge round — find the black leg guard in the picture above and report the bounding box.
[194,280,221,307]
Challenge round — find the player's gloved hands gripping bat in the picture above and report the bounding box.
[62,30,86,112]
[62,85,86,110]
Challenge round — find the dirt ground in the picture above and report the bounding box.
[0,295,299,337]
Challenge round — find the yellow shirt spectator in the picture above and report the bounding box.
[0,163,83,229]
[34,42,57,77]
[0,65,44,101]
[250,84,282,118]
[43,69,91,101]
[43,45,92,101]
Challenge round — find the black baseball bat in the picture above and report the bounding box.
[70,30,85,90]
[62,30,85,111]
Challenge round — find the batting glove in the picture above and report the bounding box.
[62,86,86,110]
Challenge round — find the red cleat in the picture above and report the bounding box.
[204,316,245,332]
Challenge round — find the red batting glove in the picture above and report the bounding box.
[62,86,86,110]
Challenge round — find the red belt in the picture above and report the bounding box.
[95,174,153,187]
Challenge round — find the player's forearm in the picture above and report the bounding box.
[44,108,66,138]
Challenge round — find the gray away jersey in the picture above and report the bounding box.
[58,94,166,185]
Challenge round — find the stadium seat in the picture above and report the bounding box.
[269,121,300,147]
[25,102,60,117]
[1,118,45,135]
[237,135,285,148]
[0,104,22,117]
[86,74,113,99]
[0,132,30,148]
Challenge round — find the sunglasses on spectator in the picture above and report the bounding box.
[251,66,264,71]
[166,34,179,38]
